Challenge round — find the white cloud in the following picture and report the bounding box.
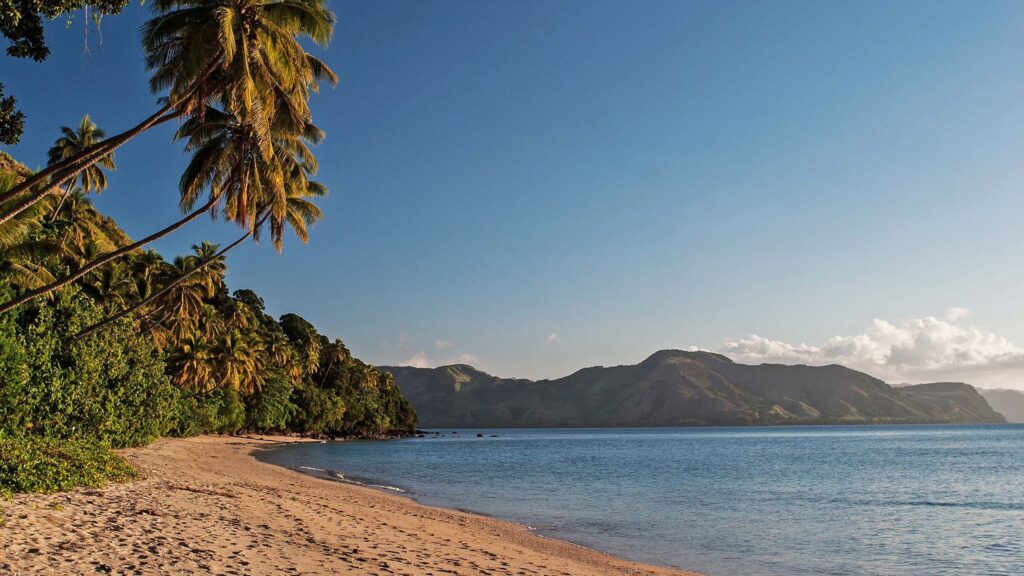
[401,351,435,368]
[547,332,559,344]
[400,351,480,369]
[717,309,1024,389]
[434,339,455,350]
[945,306,972,321]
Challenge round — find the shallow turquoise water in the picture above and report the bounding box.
[260,425,1024,576]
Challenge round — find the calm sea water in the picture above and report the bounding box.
[259,425,1024,576]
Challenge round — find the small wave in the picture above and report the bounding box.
[984,542,1021,552]
[369,484,407,493]
[828,496,1024,512]
[299,466,326,472]
[897,500,1024,511]
[330,471,406,493]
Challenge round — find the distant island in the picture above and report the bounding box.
[978,389,1024,423]
[383,350,1007,428]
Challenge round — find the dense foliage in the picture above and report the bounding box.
[0,436,137,497]
[0,0,416,495]
[0,288,177,446]
[0,156,416,448]
[0,154,416,502]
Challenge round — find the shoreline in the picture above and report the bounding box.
[265,457,573,550]
[0,435,699,576]
[279,460,414,495]
[255,438,679,566]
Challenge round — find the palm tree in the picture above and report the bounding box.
[190,241,227,288]
[81,263,138,309]
[222,298,256,331]
[214,330,265,394]
[51,188,122,252]
[47,115,116,218]
[165,246,225,327]
[144,0,338,154]
[0,0,338,227]
[0,107,322,315]
[142,247,225,351]
[0,183,221,314]
[176,107,291,230]
[0,98,199,228]
[70,102,328,335]
[0,171,60,290]
[169,331,217,391]
[194,303,228,339]
[131,249,169,301]
[263,330,295,368]
[75,229,254,339]
[300,336,322,378]
[0,171,46,246]
[63,239,104,270]
[78,237,234,338]
[0,240,58,291]
[77,172,326,338]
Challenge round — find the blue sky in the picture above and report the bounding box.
[6,0,1024,387]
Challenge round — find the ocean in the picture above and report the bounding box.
[259,425,1024,576]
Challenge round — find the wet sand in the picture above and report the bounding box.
[0,435,699,575]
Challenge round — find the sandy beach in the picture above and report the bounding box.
[0,435,697,576]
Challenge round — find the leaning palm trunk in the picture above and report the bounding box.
[0,62,220,225]
[0,194,221,315]
[0,107,179,223]
[0,104,175,206]
[49,182,76,221]
[76,223,259,339]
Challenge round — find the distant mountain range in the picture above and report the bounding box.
[382,350,1007,428]
[978,389,1024,423]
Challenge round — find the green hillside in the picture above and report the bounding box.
[385,350,1004,428]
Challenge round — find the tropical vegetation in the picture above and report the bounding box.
[0,0,417,495]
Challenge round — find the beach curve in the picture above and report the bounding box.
[0,435,700,576]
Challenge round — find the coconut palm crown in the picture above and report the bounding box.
[143,0,339,152]
[47,115,116,197]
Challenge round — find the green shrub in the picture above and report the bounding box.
[0,436,137,497]
[171,387,245,436]
[215,387,245,433]
[245,372,296,432]
[289,384,346,435]
[0,309,27,438]
[169,393,220,437]
[0,292,177,447]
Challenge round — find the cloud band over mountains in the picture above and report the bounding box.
[402,350,479,369]
[716,308,1024,389]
